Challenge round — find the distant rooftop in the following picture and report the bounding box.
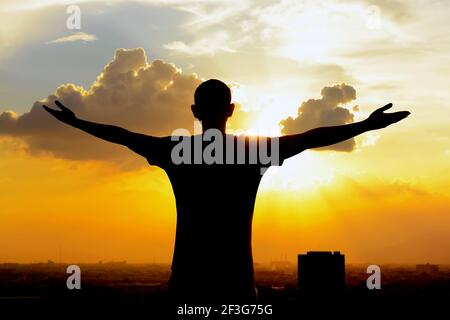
[299,251,343,256]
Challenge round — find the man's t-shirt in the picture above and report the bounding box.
[147,134,282,302]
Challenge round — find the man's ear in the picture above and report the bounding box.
[191,104,200,119]
[227,103,235,117]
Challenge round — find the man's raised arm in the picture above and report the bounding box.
[42,100,159,158]
[279,103,410,161]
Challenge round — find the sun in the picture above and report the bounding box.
[260,150,335,192]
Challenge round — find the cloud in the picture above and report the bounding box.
[163,1,253,57]
[164,31,236,56]
[279,83,357,152]
[0,48,203,165]
[48,32,98,44]
[357,0,414,24]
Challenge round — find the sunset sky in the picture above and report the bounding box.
[1,0,449,264]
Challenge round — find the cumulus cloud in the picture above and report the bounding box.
[0,48,203,164]
[48,32,98,44]
[279,83,357,152]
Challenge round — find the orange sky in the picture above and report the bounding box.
[1,124,449,264]
[1,0,450,264]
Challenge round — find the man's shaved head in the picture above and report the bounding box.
[194,79,231,107]
[191,79,235,132]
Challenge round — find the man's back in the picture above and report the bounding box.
[149,134,276,302]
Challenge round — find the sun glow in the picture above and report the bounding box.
[260,151,335,192]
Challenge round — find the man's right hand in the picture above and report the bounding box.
[43,100,77,125]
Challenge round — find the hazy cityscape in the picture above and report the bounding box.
[1,257,449,316]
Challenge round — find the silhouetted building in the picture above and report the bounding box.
[416,263,439,273]
[298,251,345,294]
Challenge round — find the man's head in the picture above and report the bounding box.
[191,79,235,130]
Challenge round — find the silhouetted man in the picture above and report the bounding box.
[43,79,409,303]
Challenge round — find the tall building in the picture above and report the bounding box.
[298,251,345,294]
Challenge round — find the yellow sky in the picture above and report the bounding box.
[0,0,450,264]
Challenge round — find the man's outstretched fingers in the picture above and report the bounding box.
[55,100,67,110]
[378,103,393,112]
[396,111,411,119]
[42,105,56,113]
